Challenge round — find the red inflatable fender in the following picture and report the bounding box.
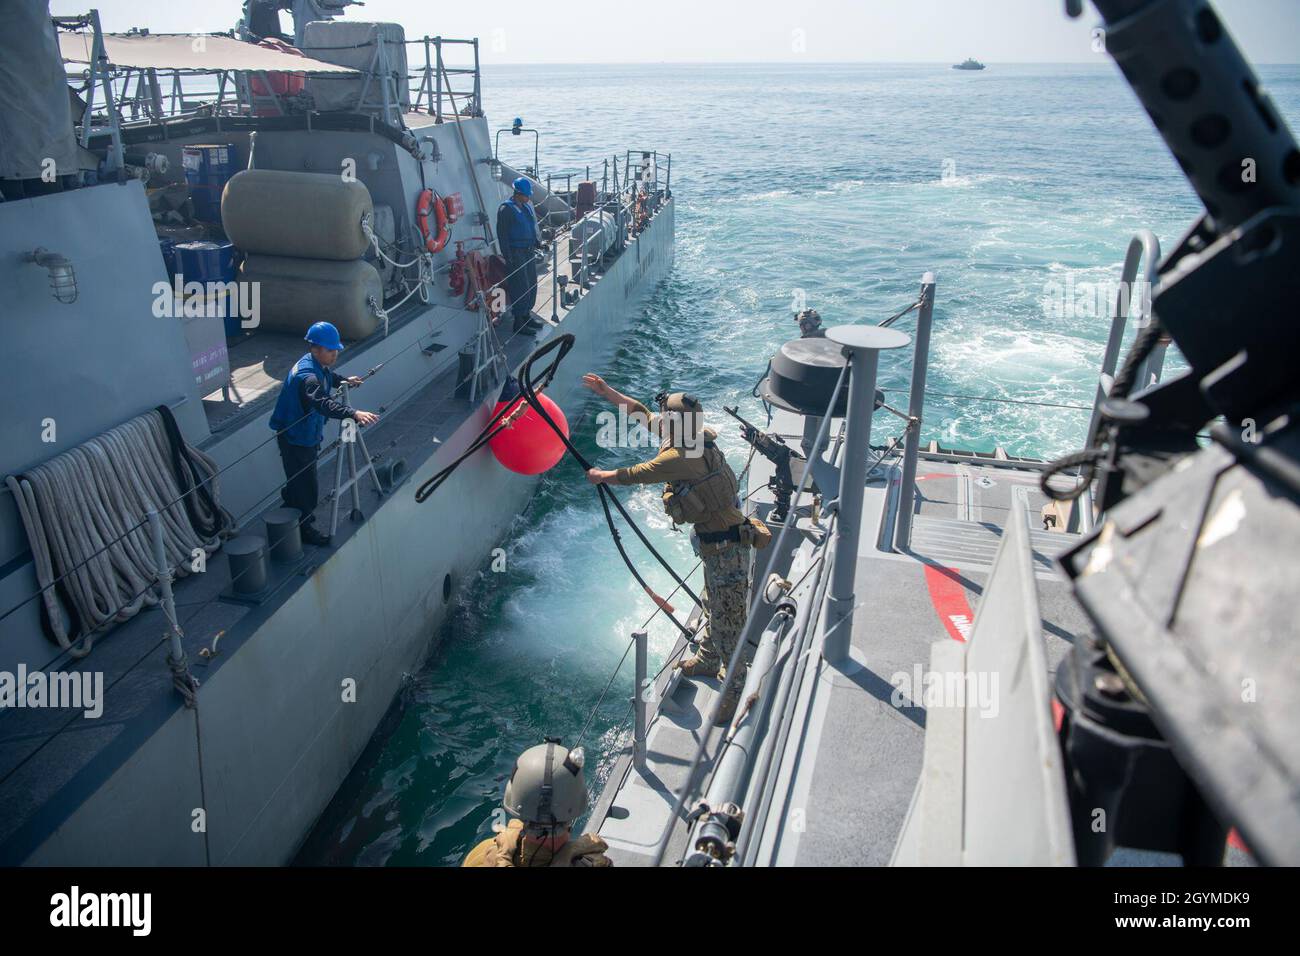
[488,393,569,475]
[416,188,451,254]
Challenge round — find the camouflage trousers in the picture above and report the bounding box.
[696,541,752,676]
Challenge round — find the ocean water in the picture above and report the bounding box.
[296,62,1300,866]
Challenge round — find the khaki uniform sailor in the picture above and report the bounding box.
[462,739,611,868]
[581,377,770,723]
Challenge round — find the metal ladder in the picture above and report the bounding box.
[329,382,385,536]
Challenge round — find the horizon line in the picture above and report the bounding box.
[479,58,1300,67]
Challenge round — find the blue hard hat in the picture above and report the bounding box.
[513,177,533,197]
[305,321,344,351]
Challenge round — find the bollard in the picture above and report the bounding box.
[264,508,303,563]
[226,535,268,596]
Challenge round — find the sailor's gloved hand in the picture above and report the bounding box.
[586,468,614,485]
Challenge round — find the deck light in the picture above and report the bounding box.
[25,247,78,304]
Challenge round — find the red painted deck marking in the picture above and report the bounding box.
[1227,828,1251,854]
[923,564,975,643]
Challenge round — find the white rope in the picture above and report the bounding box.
[5,410,228,657]
[363,216,424,270]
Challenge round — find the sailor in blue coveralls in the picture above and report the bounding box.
[268,322,379,546]
[496,176,544,335]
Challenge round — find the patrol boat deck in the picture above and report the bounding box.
[585,0,1300,861]
[586,267,1271,868]
[585,276,1091,865]
[592,450,1089,866]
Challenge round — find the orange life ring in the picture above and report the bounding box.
[416,188,451,254]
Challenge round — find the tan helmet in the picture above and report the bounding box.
[656,391,703,415]
[503,738,588,827]
[653,391,705,448]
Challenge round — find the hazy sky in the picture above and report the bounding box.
[51,0,1300,64]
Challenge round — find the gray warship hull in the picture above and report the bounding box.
[0,9,675,865]
[1,192,673,866]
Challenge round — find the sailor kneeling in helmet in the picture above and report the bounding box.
[462,739,611,867]
[581,374,771,724]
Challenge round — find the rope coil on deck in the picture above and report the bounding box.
[5,407,233,656]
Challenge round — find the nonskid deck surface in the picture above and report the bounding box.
[589,410,1092,866]
[0,310,553,863]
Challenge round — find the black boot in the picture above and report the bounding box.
[300,523,332,547]
[512,313,544,335]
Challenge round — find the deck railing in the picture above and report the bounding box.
[407,36,481,121]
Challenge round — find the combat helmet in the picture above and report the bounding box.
[503,738,588,827]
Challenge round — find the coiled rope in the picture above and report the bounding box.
[5,407,233,656]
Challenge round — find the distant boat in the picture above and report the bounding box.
[952,58,986,71]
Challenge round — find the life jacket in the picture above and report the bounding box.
[463,820,612,868]
[498,199,539,250]
[662,431,740,526]
[269,353,331,447]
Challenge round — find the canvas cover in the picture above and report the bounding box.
[57,31,357,74]
[300,21,410,116]
[0,1,78,179]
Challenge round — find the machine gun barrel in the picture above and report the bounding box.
[1084,0,1299,235]
[724,406,804,522]
[723,406,794,462]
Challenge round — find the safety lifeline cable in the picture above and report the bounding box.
[515,334,703,635]
[413,334,704,638]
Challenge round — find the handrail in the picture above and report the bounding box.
[893,274,936,552]
[1084,230,1163,448]
[58,20,486,128]
[408,35,481,121]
